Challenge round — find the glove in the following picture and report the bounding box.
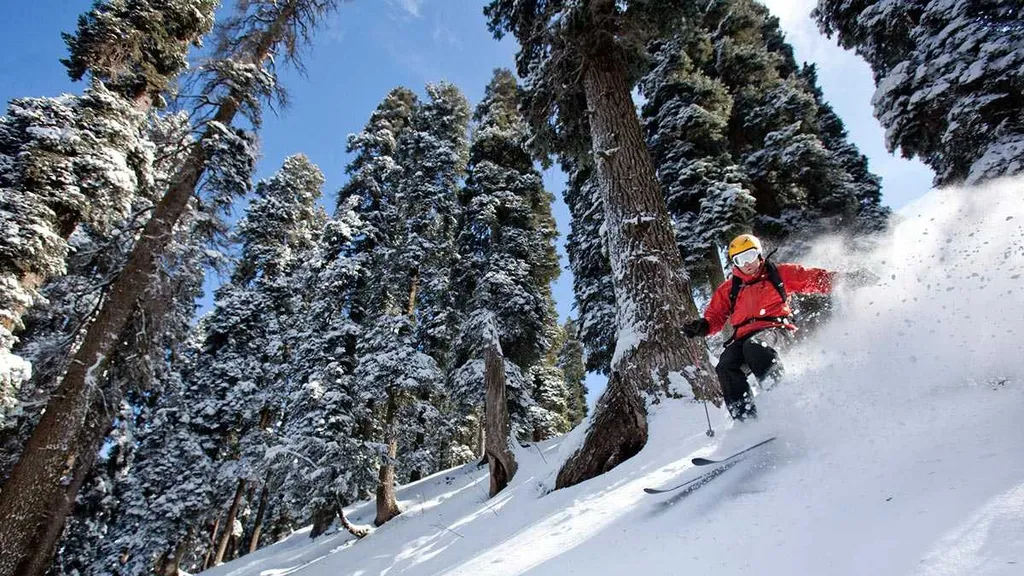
[683,318,710,338]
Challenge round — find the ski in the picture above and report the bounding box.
[643,459,740,494]
[691,436,777,466]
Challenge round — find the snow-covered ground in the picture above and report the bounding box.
[205,178,1024,575]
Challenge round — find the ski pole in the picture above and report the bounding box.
[703,399,714,437]
[702,339,715,437]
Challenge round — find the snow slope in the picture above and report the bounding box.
[205,178,1024,576]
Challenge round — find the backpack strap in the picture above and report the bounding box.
[765,259,788,304]
[728,275,743,314]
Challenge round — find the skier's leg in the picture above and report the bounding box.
[716,340,753,420]
[743,328,792,385]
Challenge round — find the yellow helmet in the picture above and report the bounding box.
[727,234,762,260]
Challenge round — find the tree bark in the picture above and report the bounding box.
[310,505,336,539]
[203,514,222,570]
[555,2,714,490]
[484,344,517,497]
[706,248,726,292]
[475,405,486,458]
[374,391,401,526]
[11,351,127,576]
[247,481,270,553]
[156,527,192,576]
[214,478,247,566]
[334,498,370,538]
[0,5,302,573]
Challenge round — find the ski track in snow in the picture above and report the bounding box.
[202,179,1024,575]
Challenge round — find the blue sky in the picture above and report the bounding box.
[0,0,934,407]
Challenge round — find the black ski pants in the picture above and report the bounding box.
[716,328,792,408]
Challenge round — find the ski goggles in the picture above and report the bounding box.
[731,248,761,267]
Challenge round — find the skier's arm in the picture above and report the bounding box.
[778,263,835,295]
[702,281,732,335]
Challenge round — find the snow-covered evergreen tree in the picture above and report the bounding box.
[0,3,352,571]
[451,69,561,445]
[487,0,718,491]
[400,82,471,371]
[11,113,241,575]
[798,64,889,234]
[527,361,569,441]
[57,209,215,575]
[562,161,616,375]
[0,85,154,422]
[87,333,218,576]
[0,112,199,486]
[0,0,217,431]
[556,318,588,428]
[700,0,864,243]
[814,0,1024,184]
[640,33,756,291]
[62,0,217,107]
[355,82,470,524]
[180,155,323,564]
[268,198,373,540]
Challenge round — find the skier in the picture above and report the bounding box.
[682,234,835,421]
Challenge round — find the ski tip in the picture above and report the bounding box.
[691,436,778,466]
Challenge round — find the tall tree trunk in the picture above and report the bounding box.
[374,391,401,526]
[309,505,336,539]
[156,527,193,576]
[706,248,726,292]
[475,405,486,458]
[13,353,126,576]
[555,6,714,490]
[214,479,247,566]
[405,268,419,317]
[0,5,300,572]
[247,482,270,553]
[203,514,222,570]
[484,344,517,497]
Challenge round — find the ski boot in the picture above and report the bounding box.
[727,395,758,421]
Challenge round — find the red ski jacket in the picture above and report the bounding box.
[704,263,835,341]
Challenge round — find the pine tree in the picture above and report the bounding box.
[0,3,351,572]
[798,64,889,234]
[268,198,372,541]
[640,32,756,292]
[315,86,421,525]
[562,161,617,375]
[62,0,218,107]
[487,0,715,490]
[356,82,470,524]
[557,318,589,428]
[57,207,215,576]
[9,112,240,574]
[0,0,217,427]
[814,0,1024,184]
[0,113,198,481]
[699,0,851,241]
[90,336,218,576]
[401,82,471,370]
[0,85,154,421]
[450,70,561,490]
[186,155,324,566]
